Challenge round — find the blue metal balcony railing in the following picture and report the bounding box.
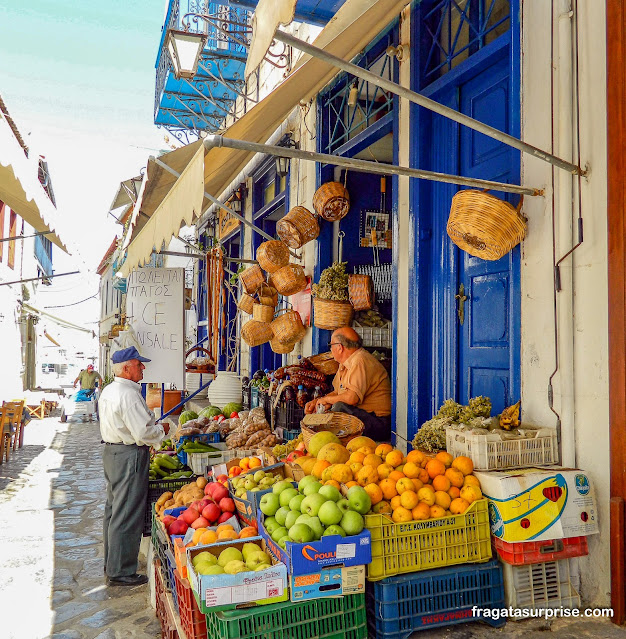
[34,234,53,277]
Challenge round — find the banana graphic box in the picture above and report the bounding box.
[474,468,599,542]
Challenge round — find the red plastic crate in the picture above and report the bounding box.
[174,568,208,639]
[492,536,588,566]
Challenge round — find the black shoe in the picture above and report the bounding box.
[106,573,148,587]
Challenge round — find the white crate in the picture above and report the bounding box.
[187,447,257,475]
[502,559,581,612]
[446,424,558,470]
[353,320,392,349]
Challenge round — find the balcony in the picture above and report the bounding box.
[34,233,53,279]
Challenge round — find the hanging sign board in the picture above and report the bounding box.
[218,206,240,239]
[126,267,185,387]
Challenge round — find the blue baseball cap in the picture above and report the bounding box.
[111,346,151,364]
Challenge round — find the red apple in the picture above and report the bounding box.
[181,507,199,525]
[211,483,229,502]
[216,474,228,483]
[204,483,213,496]
[202,503,221,523]
[195,498,211,512]
[191,516,209,529]
[219,497,235,513]
[168,520,189,536]
[162,515,176,529]
[217,511,232,524]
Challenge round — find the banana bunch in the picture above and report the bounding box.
[272,433,303,458]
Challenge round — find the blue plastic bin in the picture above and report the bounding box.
[366,559,506,637]
[176,432,221,465]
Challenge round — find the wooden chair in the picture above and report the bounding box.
[0,407,15,463]
[2,402,23,453]
[8,400,26,449]
[26,400,46,420]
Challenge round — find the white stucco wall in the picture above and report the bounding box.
[521,0,609,604]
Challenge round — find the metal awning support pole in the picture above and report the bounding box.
[204,136,542,196]
[273,30,587,177]
[0,230,55,243]
[0,270,80,286]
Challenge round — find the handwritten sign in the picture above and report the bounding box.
[126,267,184,387]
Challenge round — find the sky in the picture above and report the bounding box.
[0,0,171,353]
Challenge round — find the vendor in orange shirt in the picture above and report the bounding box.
[305,327,392,440]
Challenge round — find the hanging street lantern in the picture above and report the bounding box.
[166,29,208,80]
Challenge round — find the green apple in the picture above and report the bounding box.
[318,500,343,526]
[298,475,319,493]
[192,551,217,567]
[323,524,346,537]
[244,478,257,491]
[254,563,271,571]
[263,516,280,535]
[274,506,290,526]
[224,560,248,574]
[340,510,365,536]
[307,516,324,540]
[196,562,224,575]
[271,526,289,543]
[242,543,261,561]
[284,510,300,530]
[302,481,322,496]
[337,498,351,514]
[301,493,327,517]
[288,494,306,512]
[259,493,280,516]
[279,488,299,508]
[253,470,266,483]
[277,535,291,550]
[217,547,243,567]
[318,485,342,503]
[245,550,271,569]
[272,480,294,495]
[347,485,372,515]
[288,523,314,543]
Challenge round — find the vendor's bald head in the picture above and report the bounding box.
[330,327,362,362]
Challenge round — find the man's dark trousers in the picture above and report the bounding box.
[103,443,149,578]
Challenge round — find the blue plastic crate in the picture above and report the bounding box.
[176,432,222,465]
[366,559,505,638]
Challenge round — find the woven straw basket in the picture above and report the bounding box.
[447,190,526,261]
[312,182,350,222]
[270,337,295,354]
[252,302,275,323]
[272,263,307,296]
[241,320,273,347]
[256,240,290,273]
[270,308,306,345]
[257,283,279,307]
[239,264,265,294]
[276,206,320,249]
[348,274,374,311]
[237,293,255,315]
[301,413,364,449]
[307,351,339,376]
[313,298,354,331]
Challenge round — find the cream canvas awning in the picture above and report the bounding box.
[118,0,408,275]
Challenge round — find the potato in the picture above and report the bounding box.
[196,476,208,489]
[156,491,173,508]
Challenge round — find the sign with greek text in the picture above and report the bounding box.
[126,267,185,387]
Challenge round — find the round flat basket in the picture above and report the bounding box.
[301,413,364,449]
[237,293,255,315]
[256,240,290,273]
[313,298,354,331]
[270,337,295,354]
[241,320,274,347]
[273,263,307,296]
[276,206,320,249]
[312,182,350,222]
[306,351,339,376]
[348,274,374,311]
[252,302,275,323]
[447,190,526,261]
[239,264,265,294]
[270,308,306,345]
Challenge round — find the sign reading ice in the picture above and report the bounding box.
[126,267,184,387]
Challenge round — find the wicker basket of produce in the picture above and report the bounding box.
[301,412,364,449]
[270,308,306,345]
[257,283,279,307]
[252,302,275,323]
[185,346,215,372]
[237,293,255,315]
[307,351,339,376]
[313,298,354,330]
[256,240,290,273]
[447,190,526,261]
[312,182,350,222]
[272,263,307,296]
[239,264,265,294]
[270,337,296,354]
[348,274,374,311]
[276,206,320,249]
[241,320,274,347]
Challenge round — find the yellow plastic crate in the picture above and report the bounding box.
[364,499,492,580]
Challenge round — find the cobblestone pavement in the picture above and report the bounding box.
[0,415,625,639]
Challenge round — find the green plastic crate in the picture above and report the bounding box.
[205,593,367,639]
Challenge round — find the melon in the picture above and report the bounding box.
[317,443,350,465]
[346,436,377,453]
[307,431,341,457]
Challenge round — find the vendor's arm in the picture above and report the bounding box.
[305,391,338,414]
[73,373,81,387]
[122,394,168,447]
[317,389,360,411]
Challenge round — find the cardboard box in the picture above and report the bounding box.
[289,565,365,602]
[474,467,599,542]
[258,511,372,576]
[186,537,288,613]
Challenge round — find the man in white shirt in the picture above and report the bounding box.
[99,346,170,586]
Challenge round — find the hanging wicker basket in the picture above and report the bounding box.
[272,263,307,296]
[306,351,339,376]
[447,190,526,261]
[348,274,374,311]
[301,413,364,449]
[256,240,290,273]
[241,320,274,347]
[239,264,265,294]
[252,302,275,323]
[257,283,279,307]
[312,182,350,222]
[270,308,306,345]
[313,298,354,330]
[276,206,320,249]
[270,337,296,354]
[237,293,255,315]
